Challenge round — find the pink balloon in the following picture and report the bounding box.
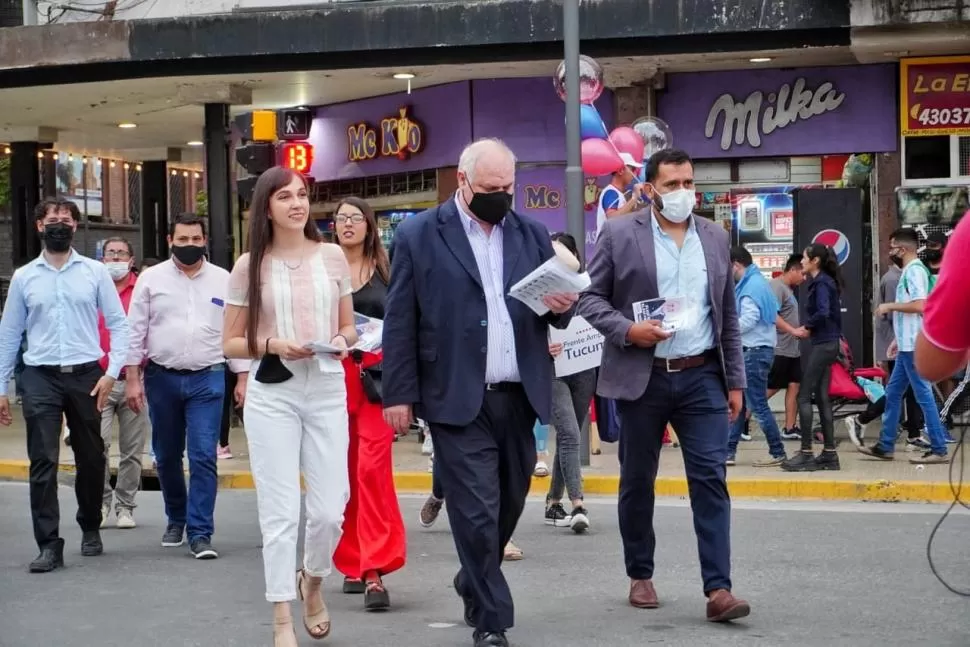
[608,126,646,161]
[582,138,624,176]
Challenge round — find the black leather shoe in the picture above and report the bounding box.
[453,573,476,627]
[473,631,509,647]
[28,546,64,573]
[81,531,103,556]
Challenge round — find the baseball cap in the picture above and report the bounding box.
[618,152,643,169]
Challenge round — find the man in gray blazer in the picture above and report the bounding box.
[578,149,750,623]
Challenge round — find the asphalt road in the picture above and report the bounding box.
[0,484,968,647]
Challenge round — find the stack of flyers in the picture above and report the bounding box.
[631,296,698,332]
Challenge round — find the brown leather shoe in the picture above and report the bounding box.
[628,579,659,609]
[706,589,750,622]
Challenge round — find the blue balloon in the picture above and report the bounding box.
[580,103,608,140]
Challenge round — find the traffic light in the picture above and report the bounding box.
[236,143,276,175]
[234,110,279,203]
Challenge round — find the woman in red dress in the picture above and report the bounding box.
[332,197,407,611]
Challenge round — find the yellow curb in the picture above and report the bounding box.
[0,460,965,504]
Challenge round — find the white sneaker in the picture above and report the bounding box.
[99,504,110,529]
[844,416,864,449]
[421,433,434,456]
[116,509,136,529]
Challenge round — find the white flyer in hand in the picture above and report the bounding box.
[304,341,344,354]
[353,312,383,352]
[508,256,591,316]
[631,296,698,332]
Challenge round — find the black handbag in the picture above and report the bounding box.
[352,350,382,404]
[254,339,294,384]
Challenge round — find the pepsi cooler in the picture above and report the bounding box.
[792,188,872,367]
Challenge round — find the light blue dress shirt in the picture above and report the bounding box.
[455,195,520,382]
[0,250,129,396]
[737,297,778,349]
[652,214,716,359]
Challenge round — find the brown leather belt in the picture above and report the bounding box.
[653,350,716,373]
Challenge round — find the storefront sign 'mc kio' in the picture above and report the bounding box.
[348,106,424,162]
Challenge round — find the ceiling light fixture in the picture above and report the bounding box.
[749,57,773,63]
[3,147,10,155]
[118,122,137,129]
[393,72,416,95]
[187,140,203,147]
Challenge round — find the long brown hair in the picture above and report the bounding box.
[334,196,390,285]
[245,166,322,356]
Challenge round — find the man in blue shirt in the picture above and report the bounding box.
[726,247,787,467]
[0,198,129,573]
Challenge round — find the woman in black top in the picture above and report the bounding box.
[782,243,844,473]
[331,197,406,611]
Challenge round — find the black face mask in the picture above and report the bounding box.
[42,223,74,253]
[468,191,513,225]
[921,249,943,265]
[172,244,205,266]
[890,254,904,268]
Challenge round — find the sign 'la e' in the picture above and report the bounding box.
[704,77,845,151]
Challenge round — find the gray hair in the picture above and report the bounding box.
[458,138,517,183]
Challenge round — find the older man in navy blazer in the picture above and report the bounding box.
[383,138,575,647]
[578,148,750,623]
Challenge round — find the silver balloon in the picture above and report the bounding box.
[631,116,673,161]
[553,54,605,104]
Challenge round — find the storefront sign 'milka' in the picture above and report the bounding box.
[348,106,424,162]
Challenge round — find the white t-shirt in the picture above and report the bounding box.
[596,185,626,235]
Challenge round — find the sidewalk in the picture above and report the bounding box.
[0,403,965,504]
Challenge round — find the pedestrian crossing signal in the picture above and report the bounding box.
[280,142,313,174]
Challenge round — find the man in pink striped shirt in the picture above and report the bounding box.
[124,214,249,560]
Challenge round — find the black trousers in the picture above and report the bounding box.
[21,363,105,550]
[219,369,237,448]
[430,386,537,635]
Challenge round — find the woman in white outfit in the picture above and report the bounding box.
[223,166,358,647]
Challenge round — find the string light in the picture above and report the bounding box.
[53,153,59,161]
[194,172,201,179]
[37,152,44,159]
[171,170,177,176]
[135,165,142,171]
[3,147,10,155]
[68,154,73,161]
[123,163,130,170]
[82,157,88,165]
[110,161,116,168]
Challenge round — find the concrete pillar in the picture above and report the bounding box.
[9,142,45,267]
[614,84,655,125]
[203,103,233,270]
[140,160,169,260]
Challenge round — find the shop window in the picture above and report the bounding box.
[959,137,970,178]
[903,136,950,180]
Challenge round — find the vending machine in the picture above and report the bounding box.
[731,185,816,277]
[793,187,871,366]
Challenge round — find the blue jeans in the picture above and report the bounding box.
[144,362,226,542]
[877,351,947,455]
[728,347,786,458]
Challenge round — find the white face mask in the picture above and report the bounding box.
[656,188,694,224]
[105,262,131,281]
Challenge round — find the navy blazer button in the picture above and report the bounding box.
[480,320,487,326]
[480,346,487,353]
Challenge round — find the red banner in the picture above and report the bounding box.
[900,56,970,137]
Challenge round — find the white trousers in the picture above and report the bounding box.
[244,358,350,602]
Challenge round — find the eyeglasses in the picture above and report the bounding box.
[335,213,364,224]
[103,250,132,260]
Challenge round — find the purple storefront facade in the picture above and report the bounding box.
[307,77,612,258]
[657,64,899,159]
